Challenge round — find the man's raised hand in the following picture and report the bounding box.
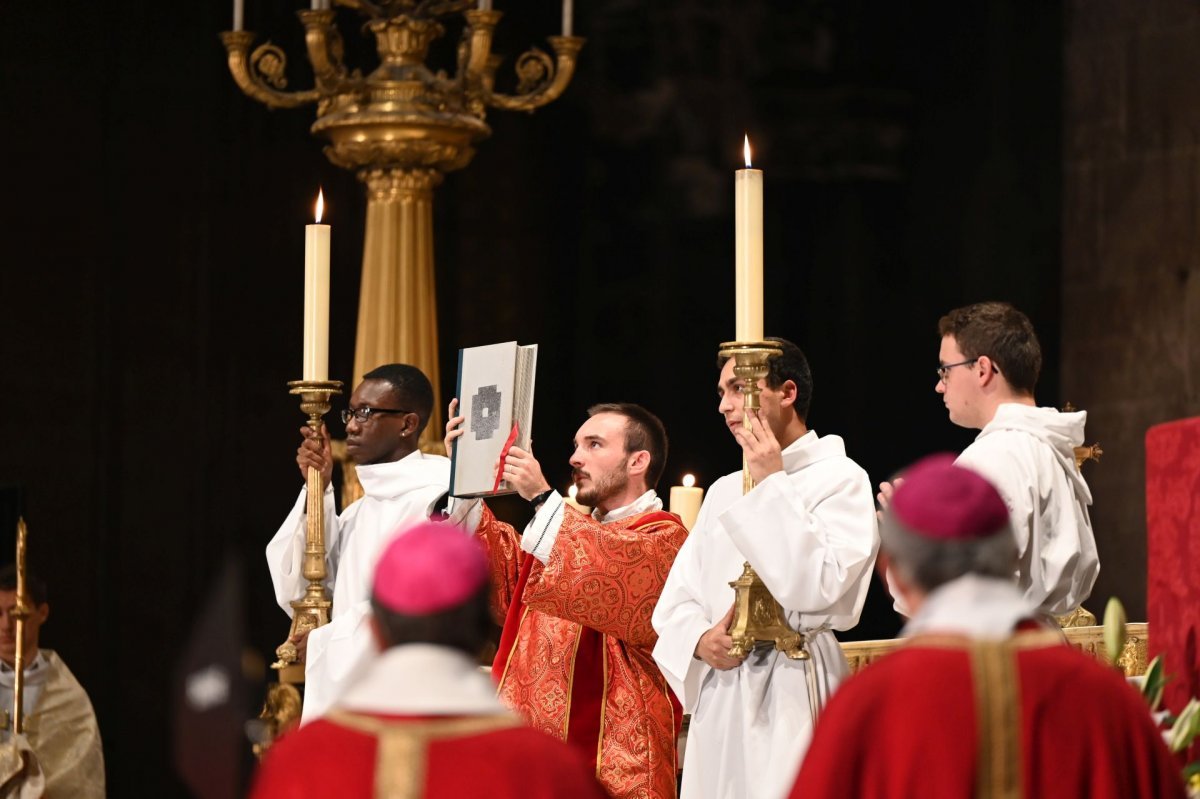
[297,425,333,489]
[731,409,784,484]
[444,398,466,456]
[502,446,551,501]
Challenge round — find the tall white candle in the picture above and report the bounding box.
[670,474,704,532]
[233,0,244,31]
[735,135,764,342]
[303,190,330,381]
[478,0,492,10]
[562,0,573,36]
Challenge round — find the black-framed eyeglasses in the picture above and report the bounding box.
[936,358,978,382]
[340,407,413,424]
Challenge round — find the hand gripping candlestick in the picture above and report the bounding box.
[718,341,809,663]
[271,379,344,682]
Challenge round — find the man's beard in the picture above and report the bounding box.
[576,466,629,507]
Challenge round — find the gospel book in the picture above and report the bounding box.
[448,341,538,497]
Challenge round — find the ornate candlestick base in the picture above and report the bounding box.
[272,379,344,680]
[717,341,809,661]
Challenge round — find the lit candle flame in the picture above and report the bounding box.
[743,135,752,168]
[315,189,325,224]
[568,484,579,499]
[683,474,696,488]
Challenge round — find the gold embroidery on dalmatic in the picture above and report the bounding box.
[326,711,522,799]
[969,641,1022,799]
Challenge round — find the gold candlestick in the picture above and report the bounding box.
[12,518,30,735]
[272,379,344,682]
[718,341,808,661]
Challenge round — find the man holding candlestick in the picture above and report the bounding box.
[652,338,878,799]
[266,364,451,723]
[443,401,688,799]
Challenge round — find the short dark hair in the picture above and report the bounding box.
[718,337,813,421]
[0,565,47,606]
[880,515,1018,594]
[363,364,435,435]
[586,403,669,489]
[937,302,1041,394]
[370,584,493,657]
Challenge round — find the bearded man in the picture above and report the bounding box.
[445,401,688,799]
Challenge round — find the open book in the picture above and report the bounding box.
[449,341,538,497]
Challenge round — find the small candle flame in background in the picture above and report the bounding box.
[683,474,696,488]
[315,189,325,223]
[568,484,579,499]
[743,135,752,168]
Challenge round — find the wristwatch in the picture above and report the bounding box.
[529,488,555,509]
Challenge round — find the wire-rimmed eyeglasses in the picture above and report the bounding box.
[936,358,978,383]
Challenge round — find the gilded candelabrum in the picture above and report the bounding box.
[220,1,584,452]
[271,379,344,683]
[718,341,809,661]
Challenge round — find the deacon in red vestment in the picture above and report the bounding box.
[251,521,606,799]
[445,401,689,799]
[793,455,1184,799]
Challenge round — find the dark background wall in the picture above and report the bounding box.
[0,0,1105,794]
[1062,0,1200,638]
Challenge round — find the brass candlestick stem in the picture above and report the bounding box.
[718,341,808,661]
[272,379,344,682]
[221,3,583,453]
[12,518,30,735]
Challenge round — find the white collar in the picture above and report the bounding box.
[902,574,1037,640]
[594,490,662,523]
[336,644,508,716]
[355,450,451,499]
[0,651,48,688]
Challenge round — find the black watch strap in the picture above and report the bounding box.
[529,488,555,508]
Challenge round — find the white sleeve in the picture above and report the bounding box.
[521,493,566,563]
[651,497,717,711]
[265,483,340,618]
[720,467,878,618]
[298,599,375,724]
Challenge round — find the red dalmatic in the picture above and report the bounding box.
[477,504,687,799]
[792,632,1185,799]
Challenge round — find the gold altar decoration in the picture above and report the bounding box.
[271,379,344,682]
[718,341,809,661]
[221,2,584,453]
[840,622,1151,677]
[1062,403,1103,469]
[11,519,31,735]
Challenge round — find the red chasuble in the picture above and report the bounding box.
[791,631,1185,799]
[476,504,687,799]
[250,711,607,799]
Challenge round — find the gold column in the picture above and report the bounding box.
[354,168,444,453]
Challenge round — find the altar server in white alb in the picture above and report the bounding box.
[652,338,878,799]
[266,364,450,722]
[878,302,1099,618]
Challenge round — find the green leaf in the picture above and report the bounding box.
[1141,655,1166,712]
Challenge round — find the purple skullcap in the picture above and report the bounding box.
[890,453,1010,541]
[372,520,488,615]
